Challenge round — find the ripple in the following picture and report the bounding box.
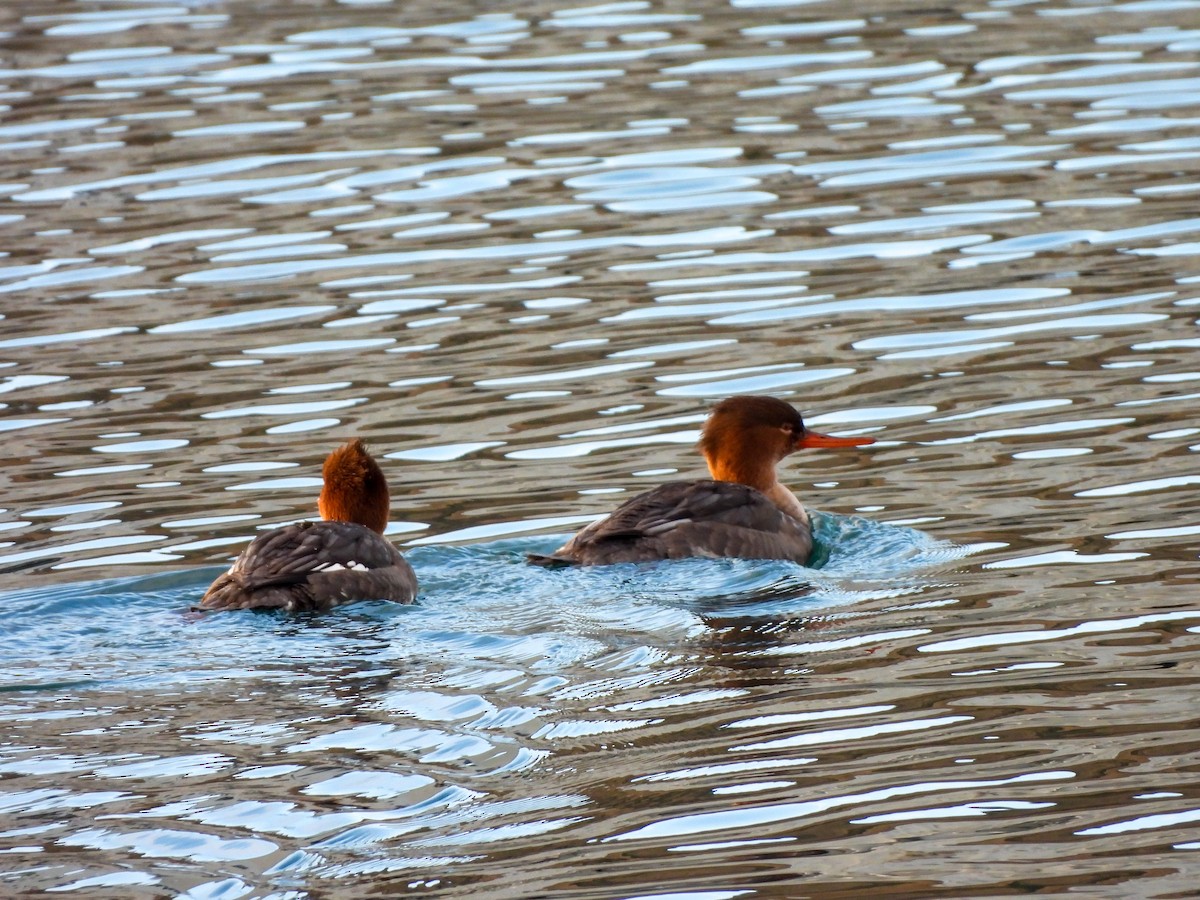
[150,306,334,333]
[177,227,769,284]
[656,366,856,397]
[608,772,1075,842]
[853,314,1167,351]
[730,715,975,752]
[4,2,1200,897]
[59,827,277,862]
[921,610,1200,655]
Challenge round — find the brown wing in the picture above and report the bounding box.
[532,480,812,566]
[199,520,416,611]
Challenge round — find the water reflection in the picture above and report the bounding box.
[3,0,1200,895]
[0,517,964,887]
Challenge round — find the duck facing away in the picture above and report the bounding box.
[199,439,417,612]
[529,395,875,568]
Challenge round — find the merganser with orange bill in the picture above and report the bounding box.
[528,395,874,567]
[199,439,416,611]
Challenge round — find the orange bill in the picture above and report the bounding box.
[796,429,876,449]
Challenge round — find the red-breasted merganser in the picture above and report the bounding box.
[529,395,874,567]
[199,439,416,611]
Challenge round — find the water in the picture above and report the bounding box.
[2,0,1200,895]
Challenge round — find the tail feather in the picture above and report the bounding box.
[197,573,302,611]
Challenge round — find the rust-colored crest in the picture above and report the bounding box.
[317,438,391,534]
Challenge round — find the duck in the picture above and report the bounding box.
[198,438,417,611]
[528,395,874,567]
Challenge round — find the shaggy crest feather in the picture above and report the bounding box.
[318,438,390,534]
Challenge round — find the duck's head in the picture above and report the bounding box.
[318,438,390,534]
[700,395,874,489]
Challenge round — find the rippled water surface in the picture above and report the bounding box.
[3,0,1200,896]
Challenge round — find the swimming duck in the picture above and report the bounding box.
[199,439,416,611]
[529,395,874,567]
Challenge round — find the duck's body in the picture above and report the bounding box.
[530,396,873,568]
[199,439,416,611]
[200,519,416,612]
[540,480,814,566]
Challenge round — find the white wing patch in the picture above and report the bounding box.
[312,561,370,573]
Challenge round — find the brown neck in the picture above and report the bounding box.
[319,486,389,534]
[706,453,777,495]
[706,452,808,525]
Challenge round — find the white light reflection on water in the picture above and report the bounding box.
[609,771,1076,842]
[3,0,1200,895]
[919,611,1200,655]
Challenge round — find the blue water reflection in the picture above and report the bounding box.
[1,513,963,693]
[4,0,1200,894]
